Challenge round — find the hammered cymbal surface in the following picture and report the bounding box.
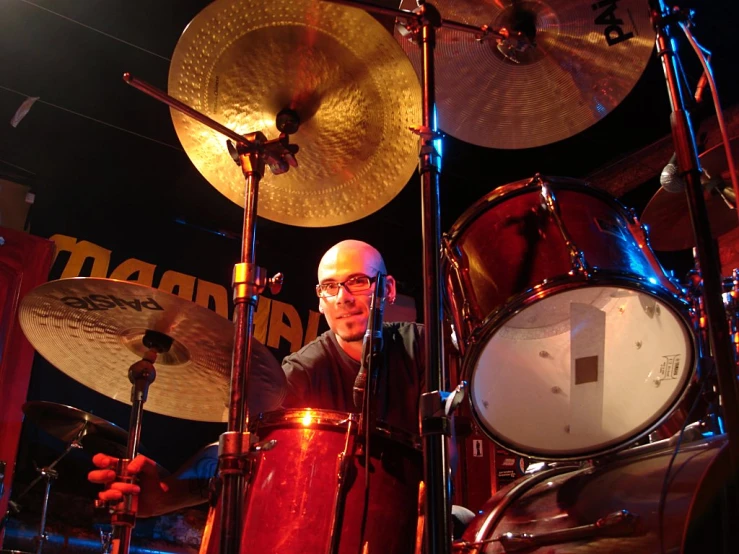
[395,0,654,148]
[19,278,285,422]
[169,0,421,226]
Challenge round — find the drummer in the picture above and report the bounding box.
[89,240,427,515]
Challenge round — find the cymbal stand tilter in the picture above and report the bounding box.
[324,2,514,552]
[2,429,87,554]
[649,1,739,550]
[122,73,295,554]
[99,329,169,554]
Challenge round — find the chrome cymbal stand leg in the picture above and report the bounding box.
[5,433,84,552]
[34,467,57,554]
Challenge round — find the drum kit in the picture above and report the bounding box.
[4,0,739,553]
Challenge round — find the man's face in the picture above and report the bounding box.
[318,243,395,346]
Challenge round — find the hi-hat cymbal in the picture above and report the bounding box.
[641,137,739,251]
[395,0,654,149]
[22,401,130,457]
[168,0,421,227]
[19,278,286,422]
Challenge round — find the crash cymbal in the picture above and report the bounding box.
[168,0,421,227]
[19,278,286,422]
[395,0,654,149]
[22,401,130,457]
[641,137,739,251]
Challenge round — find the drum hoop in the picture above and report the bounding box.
[256,408,357,429]
[466,465,576,547]
[462,273,697,461]
[463,434,726,548]
[445,176,632,243]
[254,408,421,450]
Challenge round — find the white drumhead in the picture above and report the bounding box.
[470,286,693,458]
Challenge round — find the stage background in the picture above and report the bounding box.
[2,0,739,550]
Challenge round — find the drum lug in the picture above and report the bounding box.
[537,177,590,277]
[250,439,277,452]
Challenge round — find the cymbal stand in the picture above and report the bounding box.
[105,330,169,554]
[323,2,511,552]
[122,74,296,554]
[649,0,739,548]
[5,432,84,553]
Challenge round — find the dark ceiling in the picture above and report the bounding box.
[3,1,737,262]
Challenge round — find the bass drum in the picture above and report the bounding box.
[443,175,696,460]
[455,434,729,553]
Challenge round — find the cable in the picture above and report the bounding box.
[680,21,739,218]
[17,0,171,62]
[657,378,708,554]
[1,84,182,151]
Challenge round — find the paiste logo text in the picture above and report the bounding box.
[49,234,321,352]
[593,0,635,47]
[61,294,164,312]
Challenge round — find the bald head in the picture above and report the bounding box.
[316,240,395,358]
[317,240,387,283]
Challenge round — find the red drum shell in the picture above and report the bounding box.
[200,409,422,554]
[455,434,728,553]
[443,176,696,459]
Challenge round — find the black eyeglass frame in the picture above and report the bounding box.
[315,274,379,298]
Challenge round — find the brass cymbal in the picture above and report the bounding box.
[168,0,421,227]
[395,0,654,149]
[18,278,286,423]
[22,401,131,457]
[642,137,739,251]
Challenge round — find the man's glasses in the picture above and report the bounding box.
[315,275,377,298]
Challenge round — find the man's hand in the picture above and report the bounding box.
[88,453,168,518]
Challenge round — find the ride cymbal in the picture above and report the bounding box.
[19,278,286,422]
[641,137,739,251]
[395,0,654,149]
[168,0,421,227]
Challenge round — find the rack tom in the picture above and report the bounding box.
[443,175,696,460]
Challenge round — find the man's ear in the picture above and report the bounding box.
[385,275,397,304]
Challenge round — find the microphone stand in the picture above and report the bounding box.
[319,3,511,552]
[353,273,386,554]
[649,2,739,548]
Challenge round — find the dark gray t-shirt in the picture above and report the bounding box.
[282,322,424,437]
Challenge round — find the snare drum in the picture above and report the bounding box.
[454,434,728,553]
[443,175,696,460]
[200,409,422,554]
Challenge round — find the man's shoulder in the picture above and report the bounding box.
[384,321,423,337]
[282,329,337,368]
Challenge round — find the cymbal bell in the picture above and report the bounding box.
[395,0,654,149]
[19,278,286,423]
[641,137,739,251]
[168,0,421,227]
[22,401,131,457]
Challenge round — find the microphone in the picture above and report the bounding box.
[660,153,718,195]
[353,273,386,409]
[660,153,685,193]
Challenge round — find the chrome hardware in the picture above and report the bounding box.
[538,179,589,276]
